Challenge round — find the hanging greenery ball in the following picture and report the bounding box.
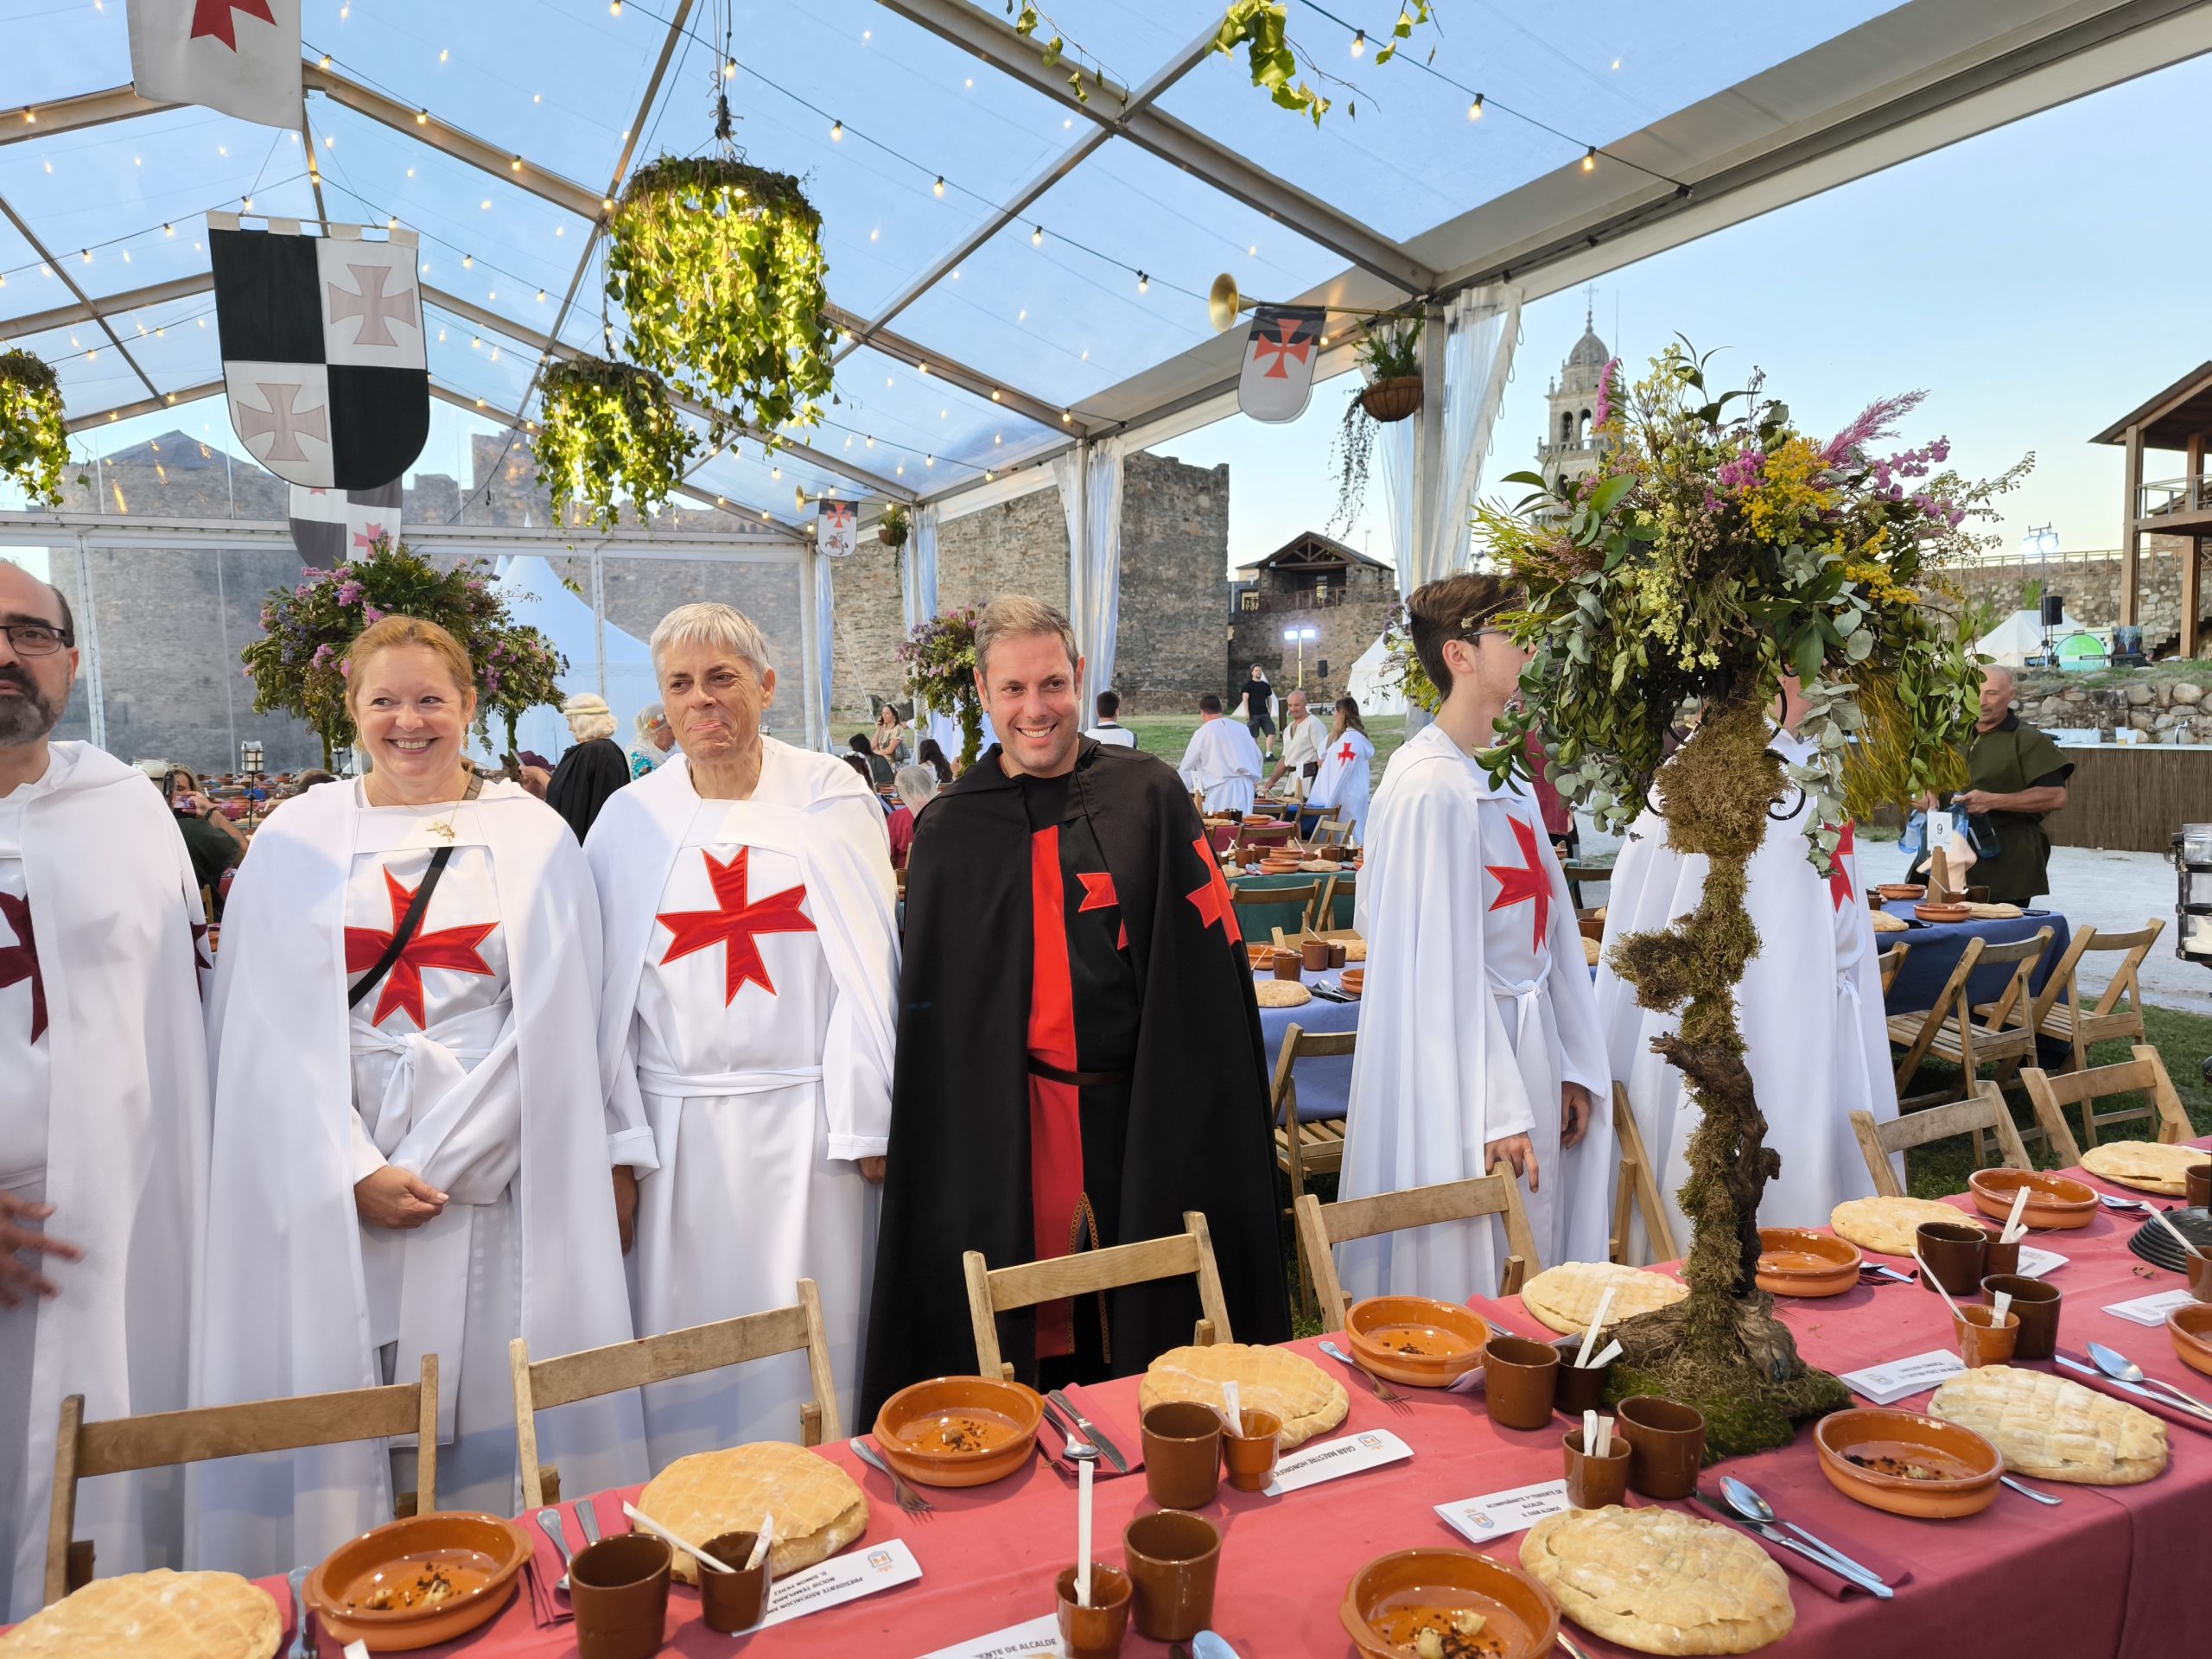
[607,156,836,451]
[537,355,699,531]
[0,349,73,508]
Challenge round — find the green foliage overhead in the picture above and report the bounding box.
[0,349,73,508]
[536,355,698,531]
[607,156,836,451]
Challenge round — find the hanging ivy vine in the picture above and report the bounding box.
[1325,320,1423,535]
[606,156,836,451]
[536,356,699,531]
[0,349,74,507]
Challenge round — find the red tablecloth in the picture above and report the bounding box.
[201,1144,2212,1657]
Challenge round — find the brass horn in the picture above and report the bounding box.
[1207,272,1245,334]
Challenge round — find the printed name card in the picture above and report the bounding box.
[762,1536,921,1628]
[1435,1479,1573,1545]
[917,1612,1060,1659]
[2103,1287,2201,1327]
[1839,1349,1966,1406]
[2013,1245,2067,1279]
[1263,1427,1413,1496]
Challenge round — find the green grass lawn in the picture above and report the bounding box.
[1119,712,1406,787]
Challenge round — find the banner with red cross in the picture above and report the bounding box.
[1236,305,1325,424]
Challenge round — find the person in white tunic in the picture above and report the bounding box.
[1303,696,1376,844]
[1337,575,1611,1305]
[194,615,645,1578]
[1599,676,1899,1261]
[1266,689,1330,798]
[0,565,207,1620]
[588,604,897,1463]
[1176,694,1264,815]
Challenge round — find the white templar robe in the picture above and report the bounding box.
[194,779,645,1578]
[0,744,207,1621]
[1336,724,1611,1304]
[1598,730,1899,1262]
[1306,726,1376,843]
[588,743,898,1461]
[1177,716,1264,816]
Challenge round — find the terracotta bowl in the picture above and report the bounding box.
[1245,942,1275,969]
[1344,1297,1491,1389]
[2167,1303,2212,1378]
[1577,917,1605,944]
[1967,1167,2098,1231]
[872,1375,1045,1488]
[1754,1228,1863,1298]
[1877,883,1926,901]
[305,1511,531,1651]
[1338,969,1365,997]
[1338,1548,1561,1659]
[1814,1408,2002,1520]
[1916,902,1973,924]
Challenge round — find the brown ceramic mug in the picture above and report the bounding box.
[1916,1220,1988,1298]
[1330,942,1348,968]
[1055,1564,1134,1659]
[1617,1395,1706,1499]
[1122,1510,1222,1643]
[1561,1425,1630,1510]
[1271,950,1304,982]
[2186,1159,2211,1211]
[695,1531,767,1635]
[1981,1274,2060,1361]
[1483,1336,1560,1431]
[1221,1408,1281,1493]
[1552,1341,1611,1415]
[568,1534,671,1659]
[1302,938,1332,972]
[1141,1401,1224,1510]
[2190,1252,2212,1304]
[1980,1228,2021,1281]
[1955,1304,2019,1368]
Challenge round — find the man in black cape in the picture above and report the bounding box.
[861,597,1290,1415]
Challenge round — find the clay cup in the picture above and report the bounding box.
[1055,1563,1134,1659]
[1221,1408,1281,1494]
[1562,1426,1630,1510]
[1482,1336,1560,1431]
[1617,1395,1706,1499]
[1141,1401,1224,1510]
[1122,1510,1223,1643]
[568,1535,671,1659]
[1916,1220,1988,1298]
[695,1531,767,1635]
[1981,1274,2060,1361]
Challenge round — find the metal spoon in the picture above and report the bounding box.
[1858,1263,1916,1285]
[1039,1397,1099,1463]
[2086,1341,2212,1418]
[1192,1633,1243,1659]
[1717,1477,1892,1599]
[285,1565,315,1659]
[1999,1474,2061,1506]
[2096,1192,2157,1214]
[535,1508,573,1593]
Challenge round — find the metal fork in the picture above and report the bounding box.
[286,1565,315,1659]
[535,1508,574,1592]
[850,1436,934,1517]
[1317,1338,1409,1408]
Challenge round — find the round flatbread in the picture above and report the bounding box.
[1253,979,1312,1008]
[1521,1505,1793,1655]
[2079,1140,2210,1198]
[1930,1363,2166,1484]
[0,1570,281,1659]
[1582,934,1604,966]
[638,1441,868,1583]
[1869,910,1909,933]
[1520,1262,1687,1335]
[1140,1344,1347,1448]
[1341,939,1367,963]
[1828,1196,1962,1257]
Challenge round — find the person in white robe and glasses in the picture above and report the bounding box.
[0,563,208,1619]
[587,603,898,1460]
[195,614,645,1577]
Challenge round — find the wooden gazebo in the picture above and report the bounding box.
[2094,362,2212,658]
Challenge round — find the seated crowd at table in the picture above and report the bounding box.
[0,563,1913,1618]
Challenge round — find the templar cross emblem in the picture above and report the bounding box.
[327,264,420,351]
[236,381,328,463]
[1250,316,1314,379]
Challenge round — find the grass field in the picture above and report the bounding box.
[1118,711,1406,785]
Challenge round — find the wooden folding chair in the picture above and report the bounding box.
[2017,924,2164,1126]
[1560,862,1611,912]
[1608,1083,1678,1266]
[1233,820,1296,859]
[1312,869,1356,932]
[511,1281,840,1509]
[963,1213,1231,1382]
[2020,1046,2194,1171]
[1230,880,1319,931]
[1848,1080,2032,1198]
[1268,1021,1357,1313]
[1310,817,1351,849]
[1886,929,2051,1107]
[46,1357,439,1606]
[1293,1168,1543,1332]
[1876,943,1910,997]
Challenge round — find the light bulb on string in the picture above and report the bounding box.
[932,175,944,197]
[830,118,842,140]
[1351,29,1364,57]
[1582,147,1596,171]
[609,0,621,14]
[1468,94,1484,120]
[1136,271,1148,294]
[1031,225,1043,247]
[462,253,474,268]
[724,59,735,79]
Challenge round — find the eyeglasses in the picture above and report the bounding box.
[0,623,72,656]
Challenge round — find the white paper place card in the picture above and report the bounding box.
[2013,1245,2067,1278]
[2102,1287,2200,1327]
[916,1612,1061,1659]
[1839,1349,1965,1405]
[1262,1427,1412,1496]
[762,1537,922,1629]
[1436,1478,1573,1545]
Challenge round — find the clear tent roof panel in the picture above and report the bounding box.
[0,0,129,111]
[99,290,225,389]
[685,434,859,523]
[424,302,546,415]
[828,340,1057,474]
[10,317,143,416]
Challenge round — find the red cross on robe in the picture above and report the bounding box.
[1827,821,1858,911]
[1185,835,1243,944]
[656,847,817,1005]
[190,0,276,50]
[1336,741,1357,764]
[1077,869,1128,950]
[0,890,47,1044]
[1484,811,1552,952]
[343,868,498,1029]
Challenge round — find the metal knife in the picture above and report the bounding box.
[2055,1353,2212,1425]
[1047,1388,1128,1472]
[574,1497,601,1548]
[1694,1494,1892,1599]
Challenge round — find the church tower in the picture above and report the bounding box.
[1537,295,1615,499]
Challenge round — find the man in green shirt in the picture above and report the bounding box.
[1943,665,2072,905]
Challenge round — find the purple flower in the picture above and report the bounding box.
[1714,449,1764,493]
[1594,359,1618,428]
[1821,391,1928,463]
[336,581,364,605]
[362,604,385,623]
[339,659,352,677]
[312,643,335,665]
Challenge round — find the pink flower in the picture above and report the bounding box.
[1822,391,1927,463]
[336,581,364,605]
[1594,359,1618,428]
[361,604,385,623]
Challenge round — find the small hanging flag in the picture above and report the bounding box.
[128,0,302,131]
[817,499,857,558]
[1236,305,1325,424]
[288,480,404,567]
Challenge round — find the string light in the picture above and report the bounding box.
[925,455,934,467]
[609,0,621,14]
[932,175,944,197]
[1136,270,1149,293]
[830,118,842,140]
[462,253,474,268]
[416,108,429,124]
[511,156,523,171]
[1031,225,1043,247]
[319,54,330,68]
[536,289,546,302]
[1468,94,1484,120]
[439,48,448,62]
[1351,29,1365,57]
[1582,146,1596,171]
[724,59,735,78]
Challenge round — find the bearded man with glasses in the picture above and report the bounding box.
[0,562,211,1618]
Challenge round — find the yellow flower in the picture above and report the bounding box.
[1743,437,1836,543]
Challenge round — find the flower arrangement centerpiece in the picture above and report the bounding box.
[242,537,570,765]
[606,156,835,452]
[0,348,73,507]
[1476,344,2025,1457]
[537,355,699,531]
[899,603,984,768]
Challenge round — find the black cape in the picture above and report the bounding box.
[543,736,630,844]
[861,740,1291,1415]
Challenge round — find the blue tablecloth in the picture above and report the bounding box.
[1254,967,1360,1123]
[1877,900,2070,1018]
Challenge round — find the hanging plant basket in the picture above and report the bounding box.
[536,355,699,531]
[607,156,836,451]
[1360,375,1424,423]
[0,348,73,507]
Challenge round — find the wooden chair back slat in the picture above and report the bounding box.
[1608,1082,1678,1265]
[1891,934,1986,1095]
[2021,1046,2192,1167]
[1876,943,1909,997]
[2081,921,2162,1018]
[1294,1166,1541,1332]
[1230,880,1319,910]
[1270,1020,1357,1316]
[1848,1081,2031,1199]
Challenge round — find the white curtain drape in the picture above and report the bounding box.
[1053,442,1125,715]
[1384,285,1523,601]
[812,549,835,751]
[899,503,938,634]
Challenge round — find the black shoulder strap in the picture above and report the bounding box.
[347,842,458,1010]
